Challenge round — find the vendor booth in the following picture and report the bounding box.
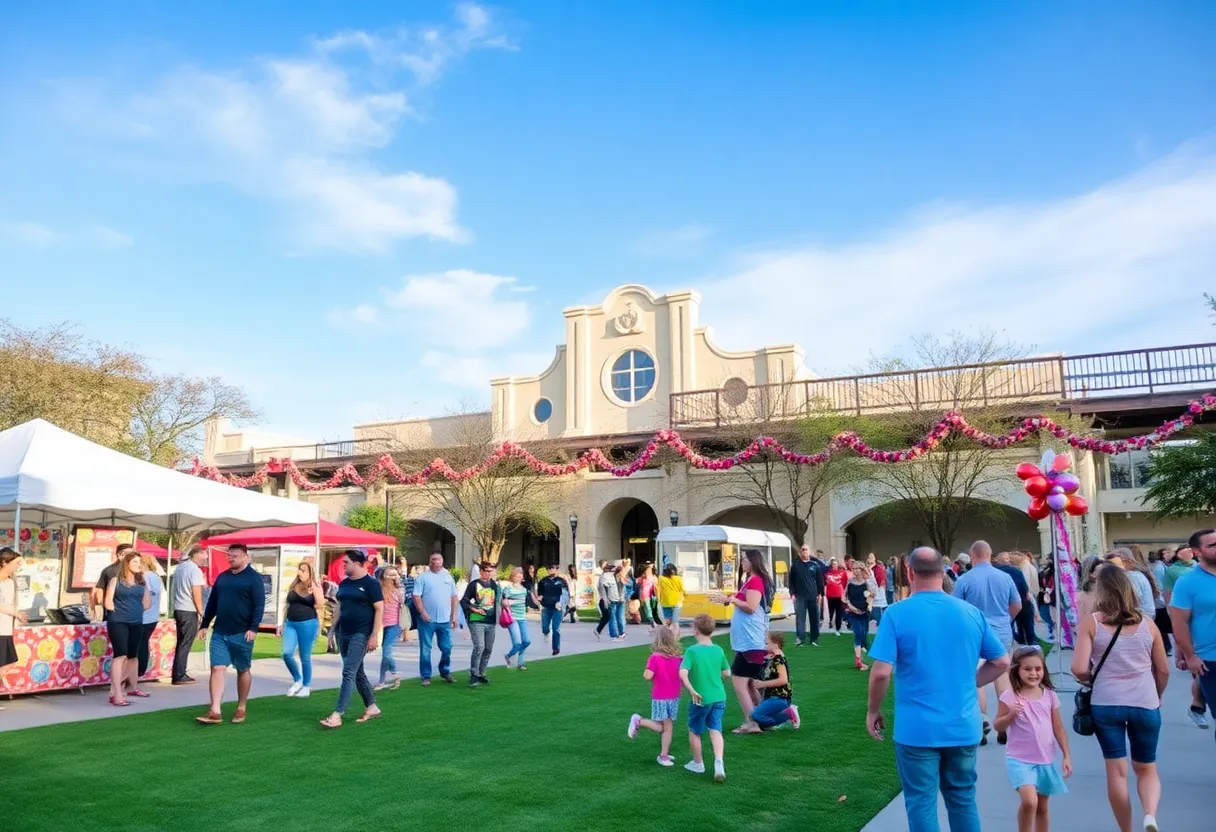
[0,418,317,696]
[200,520,396,630]
[656,525,792,623]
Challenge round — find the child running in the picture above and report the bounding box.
[993,646,1072,832]
[627,626,684,766]
[679,613,731,782]
[737,631,800,733]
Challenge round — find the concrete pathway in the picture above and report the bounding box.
[0,616,639,732]
[863,659,1211,831]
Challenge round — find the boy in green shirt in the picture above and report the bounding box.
[680,613,731,782]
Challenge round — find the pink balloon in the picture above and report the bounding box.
[1055,473,1081,494]
[1052,453,1073,473]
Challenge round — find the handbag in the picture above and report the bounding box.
[498,603,514,628]
[1073,621,1121,736]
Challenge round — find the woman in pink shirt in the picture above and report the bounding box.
[375,567,405,690]
[637,564,660,632]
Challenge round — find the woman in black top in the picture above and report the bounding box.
[844,563,872,672]
[322,551,383,729]
[278,560,325,698]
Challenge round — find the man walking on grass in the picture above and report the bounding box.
[413,551,458,686]
[171,545,209,685]
[867,547,1010,832]
[196,544,263,725]
[462,562,501,687]
[789,545,821,647]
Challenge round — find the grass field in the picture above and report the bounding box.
[191,632,327,660]
[2,635,900,832]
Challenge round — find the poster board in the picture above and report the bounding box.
[68,526,135,591]
[575,543,597,608]
[0,527,67,620]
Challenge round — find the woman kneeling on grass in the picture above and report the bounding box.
[737,631,800,733]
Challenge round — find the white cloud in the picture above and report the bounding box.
[420,349,554,389]
[51,4,511,253]
[698,141,1216,374]
[1,221,133,249]
[633,222,712,257]
[326,303,381,327]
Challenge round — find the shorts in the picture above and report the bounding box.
[661,605,681,623]
[107,621,141,659]
[209,631,255,672]
[1006,757,1068,796]
[0,633,17,666]
[731,652,765,679]
[688,701,725,735]
[1091,704,1161,763]
[651,697,680,721]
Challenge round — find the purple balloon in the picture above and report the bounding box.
[1049,484,1064,495]
[1046,492,1068,512]
[1056,473,1081,494]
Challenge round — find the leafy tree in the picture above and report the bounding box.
[1143,435,1216,519]
[341,502,412,551]
[124,374,258,466]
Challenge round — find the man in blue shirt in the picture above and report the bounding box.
[412,552,459,686]
[1170,528,1216,741]
[868,547,1009,832]
[953,540,1021,745]
[196,544,264,725]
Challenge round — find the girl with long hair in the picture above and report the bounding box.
[710,547,772,731]
[376,566,405,690]
[136,554,164,679]
[637,564,660,632]
[626,626,684,766]
[1071,565,1170,832]
[278,560,325,698]
[845,562,873,671]
[104,551,151,706]
[565,564,579,624]
[502,567,536,669]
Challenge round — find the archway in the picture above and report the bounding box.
[595,498,661,567]
[500,519,560,572]
[844,499,1040,560]
[401,520,457,567]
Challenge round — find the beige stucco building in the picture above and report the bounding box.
[208,284,1207,572]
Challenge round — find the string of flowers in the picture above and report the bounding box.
[188,392,1216,492]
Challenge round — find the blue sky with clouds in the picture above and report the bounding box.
[3,1,1215,440]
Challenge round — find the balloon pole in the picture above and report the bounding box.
[1049,518,1078,692]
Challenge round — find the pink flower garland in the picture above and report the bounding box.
[187,393,1216,492]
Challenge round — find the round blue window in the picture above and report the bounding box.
[610,349,656,403]
[533,398,553,423]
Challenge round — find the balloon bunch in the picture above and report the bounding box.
[1016,450,1089,521]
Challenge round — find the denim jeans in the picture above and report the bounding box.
[1037,602,1055,639]
[849,612,870,648]
[379,624,402,682]
[336,632,374,715]
[1198,667,1216,742]
[794,596,819,643]
[468,621,496,678]
[417,619,453,680]
[894,743,980,832]
[752,697,792,729]
[282,617,320,686]
[871,606,885,627]
[1091,704,1162,763]
[610,601,625,637]
[506,618,531,665]
[541,606,562,651]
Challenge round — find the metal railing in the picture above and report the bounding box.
[671,342,1216,428]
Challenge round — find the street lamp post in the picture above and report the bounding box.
[669,510,679,527]
[569,513,579,569]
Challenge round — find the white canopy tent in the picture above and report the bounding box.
[0,418,317,532]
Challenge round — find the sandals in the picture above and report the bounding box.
[128,689,150,698]
[320,713,343,729]
[356,707,382,724]
[231,709,246,724]
[108,696,130,707]
[195,712,223,724]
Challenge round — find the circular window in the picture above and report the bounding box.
[609,349,656,403]
[721,377,749,407]
[533,398,553,424]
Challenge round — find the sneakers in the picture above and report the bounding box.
[287,682,303,697]
[296,686,311,698]
[478,676,491,686]
[981,721,992,746]
[713,760,726,783]
[440,674,455,684]
[504,654,514,667]
[1188,707,1210,729]
[469,678,481,688]
[552,649,560,656]
[628,714,641,740]
[788,705,801,730]
[1144,814,1159,832]
[794,639,804,647]
[810,642,819,647]
[834,631,841,637]
[683,760,705,774]
[656,755,674,767]
[997,730,1008,745]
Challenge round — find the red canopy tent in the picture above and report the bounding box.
[200,520,397,583]
[135,539,169,559]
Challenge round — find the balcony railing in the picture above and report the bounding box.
[670,342,1216,428]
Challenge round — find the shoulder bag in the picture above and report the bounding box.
[1073,621,1120,736]
[498,598,514,628]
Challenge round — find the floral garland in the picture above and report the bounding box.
[188,393,1216,492]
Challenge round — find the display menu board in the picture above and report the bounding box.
[575,543,597,608]
[68,526,136,591]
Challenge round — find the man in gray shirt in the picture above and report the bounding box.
[412,552,458,686]
[952,540,1021,744]
[171,545,209,685]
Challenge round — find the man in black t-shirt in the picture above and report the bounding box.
[789,545,822,647]
[538,564,567,656]
[321,550,383,728]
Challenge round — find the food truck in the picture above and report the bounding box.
[656,525,791,623]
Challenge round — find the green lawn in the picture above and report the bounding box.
[191,632,327,661]
[2,636,899,832]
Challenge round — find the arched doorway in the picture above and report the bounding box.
[500,520,560,571]
[596,498,661,567]
[844,499,1040,559]
[402,520,457,567]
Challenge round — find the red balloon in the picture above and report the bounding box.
[1052,453,1073,473]
[1027,498,1050,521]
[1016,463,1042,481]
[1065,495,1089,516]
[1023,476,1050,498]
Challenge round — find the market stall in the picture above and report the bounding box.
[200,520,396,630]
[0,418,317,696]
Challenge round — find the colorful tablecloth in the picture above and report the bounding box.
[1,621,177,694]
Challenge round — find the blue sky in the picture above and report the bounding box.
[3,1,1215,441]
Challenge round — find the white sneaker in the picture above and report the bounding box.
[627,714,641,739]
[287,682,303,697]
[295,686,311,698]
[656,755,674,767]
[788,704,801,730]
[1143,814,1158,832]
[713,760,725,783]
[684,760,705,774]
[1187,708,1210,729]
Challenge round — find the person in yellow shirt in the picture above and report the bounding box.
[658,564,685,637]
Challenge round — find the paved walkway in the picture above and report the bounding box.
[863,658,1211,831]
[0,617,637,732]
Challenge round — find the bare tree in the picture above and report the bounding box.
[383,408,566,564]
[125,374,258,466]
